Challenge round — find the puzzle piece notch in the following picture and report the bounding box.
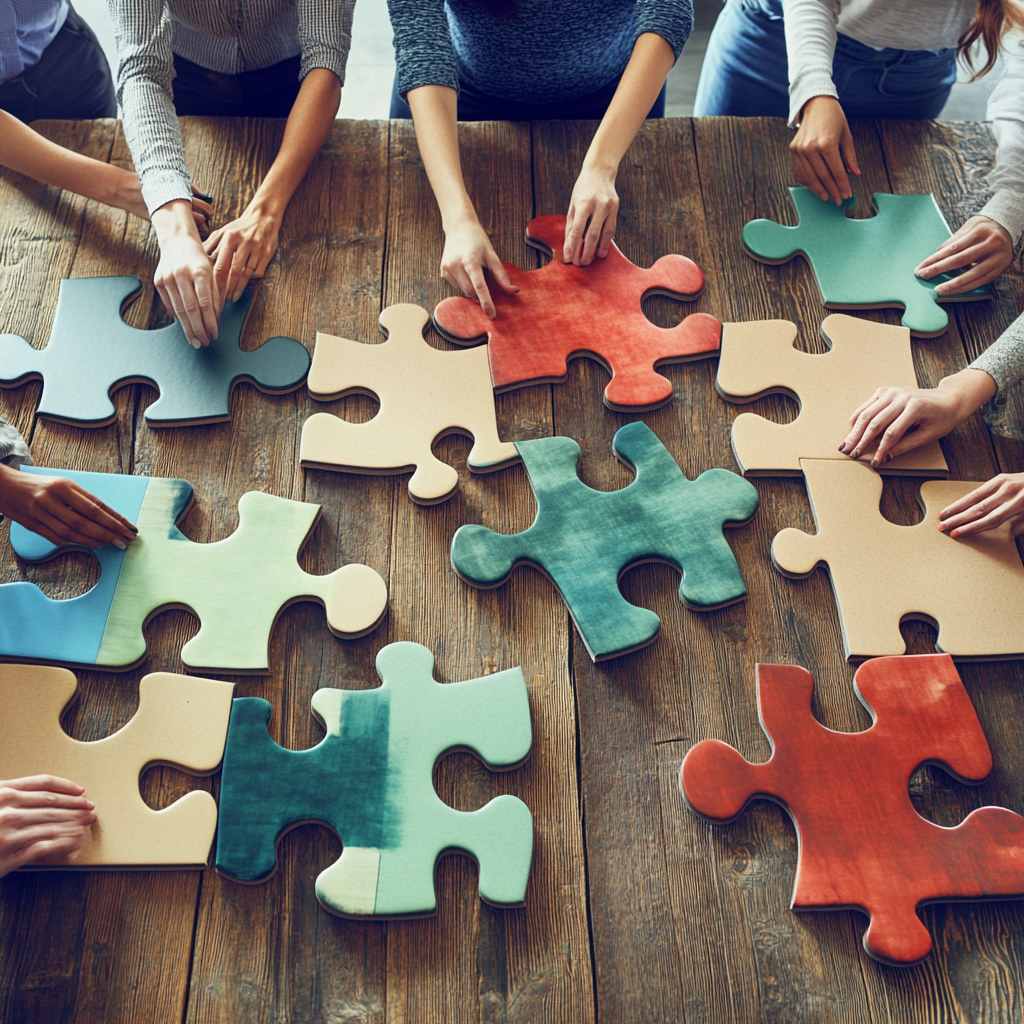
[0,466,388,672]
[0,276,310,426]
[214,641,534,917]
[301,302,518,504]
[433,214,722,410]
[716,315,948,475]
[742,189,991,336]
[681,655,1024,964]
[451,421,758,661]
[0,663,233,867]
[771,458,1024,659]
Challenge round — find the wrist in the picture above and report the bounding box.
[441,200,479,234]
[152,199,201,243]
[938,368,998,417]
[0,462,21,512]
[247,189,287,222]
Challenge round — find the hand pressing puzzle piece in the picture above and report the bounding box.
[717,315,948,475]
[0,466,387,672]
[0,276,310,426]
[680,654,1024,965]
[451,421,759,661]
[215,641,533,918]
[433,214,721,411]
[772,459,1024,659]
[0,663,233,868]
[742,189,991,336]
[300,303,519,504]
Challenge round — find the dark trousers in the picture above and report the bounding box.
[172,53,301,117]
[389,75,666,121]
[0,5,116,121]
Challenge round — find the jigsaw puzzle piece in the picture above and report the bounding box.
[434,215,720,411]
[301,304,517,504]
[0,664,233,867]
[215,642,533,917]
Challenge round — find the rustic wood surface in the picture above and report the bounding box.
[0,116,1021,1023]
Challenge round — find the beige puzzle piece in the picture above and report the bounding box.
[772,459,1024,660]
[717,315,947,476]
[300,303,519,504]
[0,665,234,868]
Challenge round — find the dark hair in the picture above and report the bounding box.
[958,0,1024,79]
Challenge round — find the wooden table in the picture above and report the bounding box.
[0,116,1022,1024]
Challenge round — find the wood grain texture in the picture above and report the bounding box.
[1,115,1021,1024]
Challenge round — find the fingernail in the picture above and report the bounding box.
[114,540,127,550]
[838,443,846,453]
[851,448,860,459]
[86,800,94,808]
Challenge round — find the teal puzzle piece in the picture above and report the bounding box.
[214,642,534,918]
[742,189,991,336]
[451,421,759,662]
[0,276,310,426]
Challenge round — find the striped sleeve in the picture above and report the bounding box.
[635,0,694,60]
[0,418,30,466]
[297,0,356,83]
[387,0,459,96]
[107,0,192,215]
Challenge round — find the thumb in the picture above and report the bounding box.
[487,251,518,293]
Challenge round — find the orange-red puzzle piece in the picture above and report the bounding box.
[680,655,1024,965]
[433,215,721,411]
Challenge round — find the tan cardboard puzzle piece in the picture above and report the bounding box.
[301,304,519,504]
[772,459,1024,660]
[716,315,947,476]
[0,664,234,868]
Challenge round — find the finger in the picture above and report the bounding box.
[848,389,886,426]
[252,246,275,279]
[565,203,593,265]
[33,507,96,549]
[447,265,474,300]
[950,500,1022,538]
[466,263,496,318]
[839,396,891,453]
[7,833,88,872]
[17,515,63,547]
[580,207,606,266]
[65,486,137,539]
[162,277,198,347]
[597,209,617,259]
[228,245,253,302]
[203,228,223,256]
[3,789,93,811]
[917,242,990,280]
[935,256,1002,296]
[174,272,210,348]
[193,271,219,346]
[6,820,96,853]
[851,403,903,461]
[915,233,973,273]
[2,807,97,828]
[45,502,127,549]
[806,151,843,205]
[3,775,86,796]
[563,207,577,263]
[793,153,829,203]
[839,127,861,176]
[485,251,517,294]
[871,405,920,465]
[939,479,1001,522]
[822,141,852,199]
[212,240,235,309]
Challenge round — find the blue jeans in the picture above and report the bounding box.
[694,0,956,118]
[390,76,666,121]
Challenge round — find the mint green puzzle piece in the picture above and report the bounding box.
[451,421,759,662]
[215,641,534,918]
[0,276,310,426]
[742,189,992,336]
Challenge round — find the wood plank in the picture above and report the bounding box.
[182,118,393,1024]
[379,119,593,1024]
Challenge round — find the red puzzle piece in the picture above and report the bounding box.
[433,215,721,411]
[679,655,1024,965]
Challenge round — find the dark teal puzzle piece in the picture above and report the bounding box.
[215,641,534,918]
[450,421,759,662]
[742,189,992,336]
[0,276,310,426]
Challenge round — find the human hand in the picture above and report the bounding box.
[839,369,996,467]
[915,215,1014,296]
[204,202,281,303]
[790,96,860,206]
[107,169,212,233]
[152,200,222,348]
[0,464,138,549]
[440,216,517,318]
[0,775,96,877]
[564,162,620,265]
[939,472,1024,538]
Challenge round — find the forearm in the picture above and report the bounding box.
[407,85,477,228]
[0,112,141,214]
[967,312,1024,395]
[581,33,675,176]
[782,0,841,124]
[248,69,341,219]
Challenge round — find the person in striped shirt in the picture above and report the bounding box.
[108,0,356,349]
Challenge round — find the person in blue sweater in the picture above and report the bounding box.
[386,0,695,316]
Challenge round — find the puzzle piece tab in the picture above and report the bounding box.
[433,215,721,410]
[0,276,310,426]
[717,315,947,475]
[742,189,991,336]
[0,663,233,867]
[772,459,1024,659]
[451,421,758,661]
[0,466,388,672]
[300,303,519,504]
[215,641,534,917]
[680,655,1024,965]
